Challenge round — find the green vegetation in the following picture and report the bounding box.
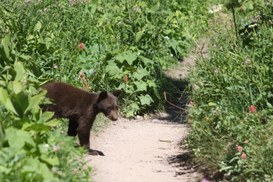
[0,0,212,181]
[188,0,273,181]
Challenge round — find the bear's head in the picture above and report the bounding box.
[96,90,122,121]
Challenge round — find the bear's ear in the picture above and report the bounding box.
[113,90,122,97]
[97,91,108,103]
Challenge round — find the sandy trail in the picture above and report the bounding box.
[86,32,210,182]
[86,116,201,182]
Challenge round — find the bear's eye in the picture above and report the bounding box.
[107,106,118,110]
[107,106,113,110]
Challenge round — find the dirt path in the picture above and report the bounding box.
[86,116,201,182]
[86,19,211,182]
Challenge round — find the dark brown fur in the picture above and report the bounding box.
[42,81,121,155]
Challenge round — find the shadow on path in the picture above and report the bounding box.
[158,75,189,123]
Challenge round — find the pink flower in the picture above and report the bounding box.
[236,145,243,152]
[52,145,60,152]
[201,178,210,182]
[79,42,85,51]
[241,152,247,159]
[249,105,256,113]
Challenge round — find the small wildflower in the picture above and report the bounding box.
[79,42,85,51]
[132,5,141,12]
[201,178,210,182]
[52,145,60,152]
[188,100,194,107]
[244,59,251,65]
[53,64,58,69]
[241,152,247,159]
[44,144,50,148]
[79,71,85,78]
[236,145,243,152]
[249,105,256,113]
[123,75,129,84]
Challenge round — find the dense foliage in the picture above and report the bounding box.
[0,0,210,117]
[188,0,273,181]
[0,0,212,181]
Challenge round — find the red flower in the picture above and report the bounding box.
[249,105,256,113]
[79,42,85,51]
[236,145,243,152]
[241,152,247,159]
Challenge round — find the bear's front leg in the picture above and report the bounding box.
[77,118,104,156]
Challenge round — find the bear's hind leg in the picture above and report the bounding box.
[67,119,78,136]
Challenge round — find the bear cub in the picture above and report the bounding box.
[42,81,121,156]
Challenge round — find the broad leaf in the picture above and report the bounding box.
[134,81,147,92]
[25,91,46,114]
[5,128,35,150]
[1,35,11,60]
[14,62,26,81]
[133,68,149,80]
[116,51,138,65]
[34,21,42,32]
[0,87,17,115]
[12,81,23,94]
[138,94,153,106]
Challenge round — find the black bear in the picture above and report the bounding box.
[42,81,121,156]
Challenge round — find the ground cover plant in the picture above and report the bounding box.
[187,0,273,181]
[0,0,213,181]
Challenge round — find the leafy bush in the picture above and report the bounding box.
[187,1,273,181]
[0,0,213,181]
[0,61,90,181]
[0,0,211,117]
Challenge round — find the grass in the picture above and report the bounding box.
[187,1,273,181]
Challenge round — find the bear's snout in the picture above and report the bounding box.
[110,116,118,121]
[109,114,118,121]
[108,110,118,121]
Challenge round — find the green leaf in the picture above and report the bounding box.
[105,61,123,78]
[0,166,11,173]
[208,102,217,106]
[25,123,51,132]
[134,81,147,92]
[126,102,140,117]
[147,80,156,88]
[1,35,11,60]
[133,68,149,80]
[40,111,55,122]
[116,51,138,65]
[22,157,55,180]
[25,91,46,114]
[34,21,42,32]
[12,81,23,94]
[139,56,153,65]
[14,62,26,81]
[0,87,17,115]
[40,155,60,166]
[5,128,35,150]
[45,118,60,127]
[135,29,145,43]
[18,54,32,60]
[138,94,153,106]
